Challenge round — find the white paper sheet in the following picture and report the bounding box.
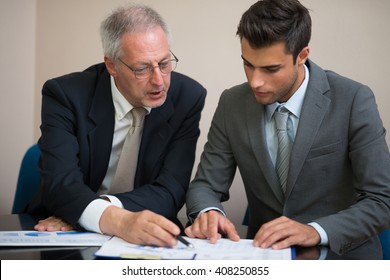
[94,236,292,260]
[0,231,111,246]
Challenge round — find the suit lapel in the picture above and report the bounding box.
[245,91,285,204]
[286,61,331,197]
[134,95,174,186]
[87,69,115,191]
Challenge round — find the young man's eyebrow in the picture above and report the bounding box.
[241,55,282,69]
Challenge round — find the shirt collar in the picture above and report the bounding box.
[266,64,309,121]
[110,76,151,121]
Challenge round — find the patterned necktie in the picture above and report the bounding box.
[274,106,292,195]
[110,107,147,194]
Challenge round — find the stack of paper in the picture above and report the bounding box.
[94,236,292,260]
[0,231,292,259]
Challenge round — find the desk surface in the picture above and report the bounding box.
[0,214,99,260]
[0,214,379,260]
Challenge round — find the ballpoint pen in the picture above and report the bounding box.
[176,235,195,249]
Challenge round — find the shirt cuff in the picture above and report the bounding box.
[318,246,329,260]
[78,197,122,233]
[101,195,124,208]
[308,222,329,246]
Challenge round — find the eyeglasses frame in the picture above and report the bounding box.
[118,50,179,80]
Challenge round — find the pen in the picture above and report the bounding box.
[176,235,195,249]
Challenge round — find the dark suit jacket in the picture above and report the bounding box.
[186,60,390,258]
[28,63,206,230]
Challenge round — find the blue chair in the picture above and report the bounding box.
[12,144,41,214]
[379,229,390,260]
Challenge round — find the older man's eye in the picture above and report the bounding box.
[159,61,170,69]
[135,67,150,75]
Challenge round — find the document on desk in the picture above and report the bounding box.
[0,231,111,246]
[94,236,292,260]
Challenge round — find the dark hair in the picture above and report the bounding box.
[236,0,311,62]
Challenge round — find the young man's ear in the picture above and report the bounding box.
[297,46,310,65]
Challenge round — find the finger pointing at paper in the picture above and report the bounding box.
[185,210,240,243]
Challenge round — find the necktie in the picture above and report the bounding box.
[274,106,292,195]
[110,107,147,194]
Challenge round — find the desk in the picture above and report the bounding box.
[0,214,381,260]
[0,214,99,260]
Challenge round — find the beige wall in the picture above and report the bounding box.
[0,0,36,214]
[1,0,389,227]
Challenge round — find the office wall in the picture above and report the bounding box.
[0,0,36,214]
[1,1,389,227]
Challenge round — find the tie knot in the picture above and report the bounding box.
[274,106,289,131]
[131,107,147,127]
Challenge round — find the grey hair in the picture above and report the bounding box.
[100,4,171,61]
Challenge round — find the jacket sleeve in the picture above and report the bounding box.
[37,78,103,227]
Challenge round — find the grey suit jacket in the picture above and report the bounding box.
[186,60,390,258]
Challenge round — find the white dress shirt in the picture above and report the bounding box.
[78,76,150,233]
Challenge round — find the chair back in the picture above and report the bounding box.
[12,144,41,214]
[379,229,390,260]
[242,207,250,226]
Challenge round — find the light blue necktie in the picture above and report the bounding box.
[274,106,292,195]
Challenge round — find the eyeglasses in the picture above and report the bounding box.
[118,50,179,80]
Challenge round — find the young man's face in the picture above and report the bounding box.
[241,39,309,105]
